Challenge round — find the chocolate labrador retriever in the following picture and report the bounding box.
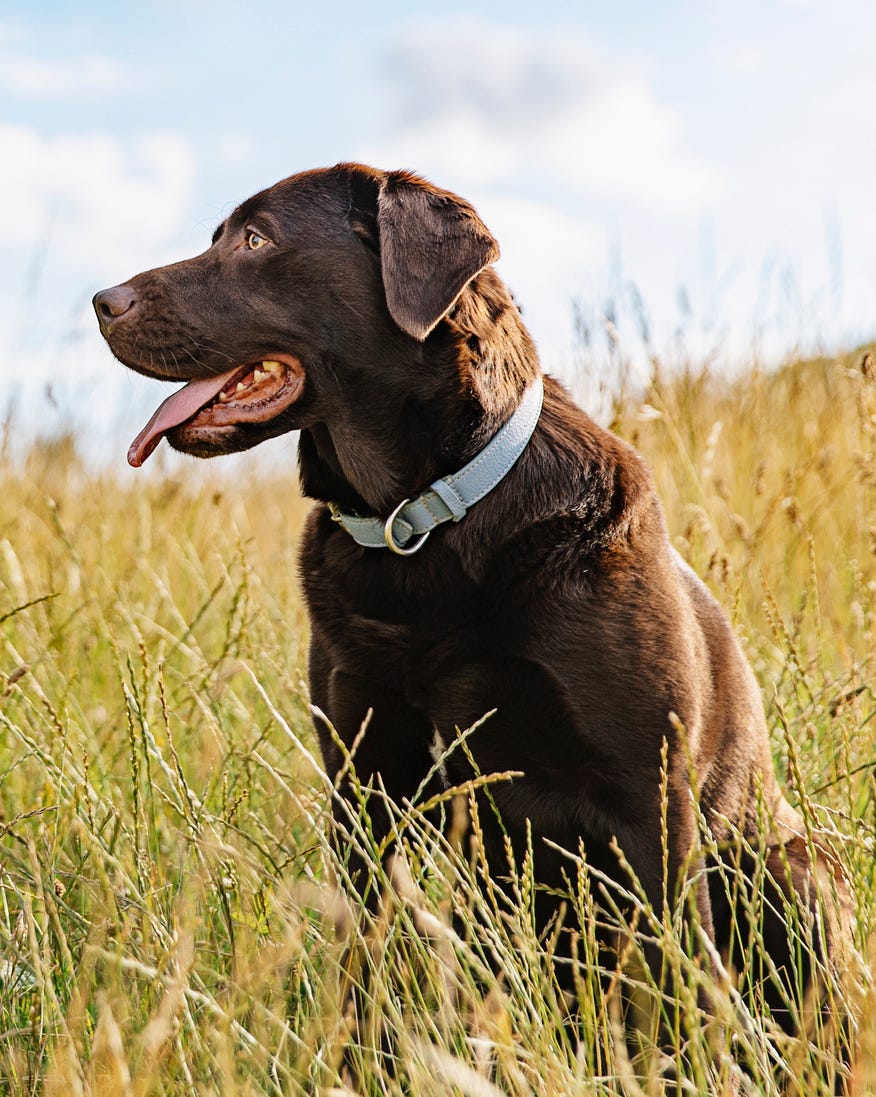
[94,163,847,1041]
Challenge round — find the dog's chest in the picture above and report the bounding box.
[308,533,510,695]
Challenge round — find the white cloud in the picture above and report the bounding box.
[0,19,25,46]
[0,51,131,97]
[722,68,876,348]
[471,194,610,365]
[545,75,721,209]
[726,43,764,72]
[355,16,722,369]
[0,124,195,274]
[365,17,723,214]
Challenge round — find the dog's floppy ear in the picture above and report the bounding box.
[377,172,499,341]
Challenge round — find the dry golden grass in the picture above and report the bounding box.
[0,344,873,1094]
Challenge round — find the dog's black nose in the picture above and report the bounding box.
[93,285,137,329]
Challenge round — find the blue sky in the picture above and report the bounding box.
[2,0,875,458]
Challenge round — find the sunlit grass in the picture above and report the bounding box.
[0,345,874,1094]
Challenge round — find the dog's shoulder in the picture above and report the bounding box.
[501,376,663,557]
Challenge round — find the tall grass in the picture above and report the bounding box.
[0,347,873,1095]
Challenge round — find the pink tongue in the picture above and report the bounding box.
[128,367,242,467]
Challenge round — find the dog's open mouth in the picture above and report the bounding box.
[128,354,304,467]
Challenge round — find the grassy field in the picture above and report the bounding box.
[0,346,874,1095]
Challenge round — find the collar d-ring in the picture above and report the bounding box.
[384,498,430,555]
[328,375,544,554]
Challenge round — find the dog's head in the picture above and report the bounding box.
[94,163,499,467]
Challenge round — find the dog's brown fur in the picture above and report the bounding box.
[94,163,848,1040]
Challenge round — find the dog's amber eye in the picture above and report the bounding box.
[246,230,268,250]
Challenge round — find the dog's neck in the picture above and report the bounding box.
[297,269,539,517]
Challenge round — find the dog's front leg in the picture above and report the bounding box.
[309,640,441,903]
[308,643,444,1081]
[609,775,724,1078]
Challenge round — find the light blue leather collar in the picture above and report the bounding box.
[328,374,544,555]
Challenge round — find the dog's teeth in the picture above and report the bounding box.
[253,369,266,383]
[218,391,230,403]
[236,382,246,393]
[262,360,281,374]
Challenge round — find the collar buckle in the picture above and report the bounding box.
[326,374,544,556]
[384,498,430,556]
